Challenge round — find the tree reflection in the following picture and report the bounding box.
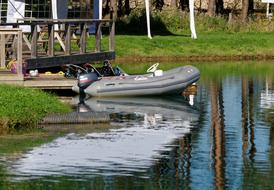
[150,134,193,190]
[241,76,274,189]
[210,80,226,190]
[241,77,256,163]
[266,76,274,174]
[265,76,274,187]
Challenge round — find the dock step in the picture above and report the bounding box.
[40,112,110,124]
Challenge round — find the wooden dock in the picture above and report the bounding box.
[0,69,76,89]
[24,76,77,90]
[0,18,115,89]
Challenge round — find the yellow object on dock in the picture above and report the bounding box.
[45,71,65,76]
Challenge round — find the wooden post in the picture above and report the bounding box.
[0,34,5,68]
[48,24,54,56]
[80,23,87,54]
[17,30,23,79]
[95,22,102,52]
[109,21,115,51]
[65,23,71,55]
[31,25,38,58]
[109,0,116,51]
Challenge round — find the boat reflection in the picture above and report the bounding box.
[82,96,198,127]
[8,96,199,179]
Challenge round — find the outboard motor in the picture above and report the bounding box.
[78,72,98,91]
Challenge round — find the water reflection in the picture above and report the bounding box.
[209,76,273,189]
[7,96,198,181]
[1,63,274,189]
[260,76,274,109]
[210,81,226,190]
[83,96,198,127]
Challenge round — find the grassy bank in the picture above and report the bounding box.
[82,31,274,60]
[68,12,274,60]
[86,11,274,59]
[112,61,274,76]
[0,84,71,131]
[102,32,274,58]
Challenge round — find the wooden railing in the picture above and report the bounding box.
[0,28,23,79]
[0,19,115,69]
[16,19,115,57]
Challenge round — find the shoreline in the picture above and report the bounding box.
[115,54,274,63]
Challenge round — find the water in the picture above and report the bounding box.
[0,62,274,189]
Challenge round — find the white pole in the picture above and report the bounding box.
[266,2,272,20]
[189,0,197,39]
[52,0,57,19]
[51,0,58,30]
[99,0,103,38]
[99,0,103,20]
[145,0,152,39]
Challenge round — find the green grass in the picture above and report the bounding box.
[111,61,274,76]
[71,10,274,59]
[86,32,274,58]
[0,84,71,131]
[109,32,274,57]
[103,10,274,58]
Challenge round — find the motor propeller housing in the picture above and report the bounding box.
[78,72,99,90]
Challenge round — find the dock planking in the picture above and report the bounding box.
[24,76,77,90]
[0,70,76,89]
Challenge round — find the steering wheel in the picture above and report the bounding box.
[147,63,159,73]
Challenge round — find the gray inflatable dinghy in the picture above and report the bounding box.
[73,64,200,97]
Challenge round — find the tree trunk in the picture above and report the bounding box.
[208,0,216,17]
[117,0,123,17]
[154,0,165,10]
[241,0,249,22]
[198,0,202,12]
[216,0,224,15]
[179,0,189,11]
[112,0,117,19]
[170,0,178,8]
[248,0,254,15]
[125,0,130,15]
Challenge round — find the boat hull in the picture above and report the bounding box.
[73,65,200,97]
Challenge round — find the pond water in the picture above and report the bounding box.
[0,62,274,189]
